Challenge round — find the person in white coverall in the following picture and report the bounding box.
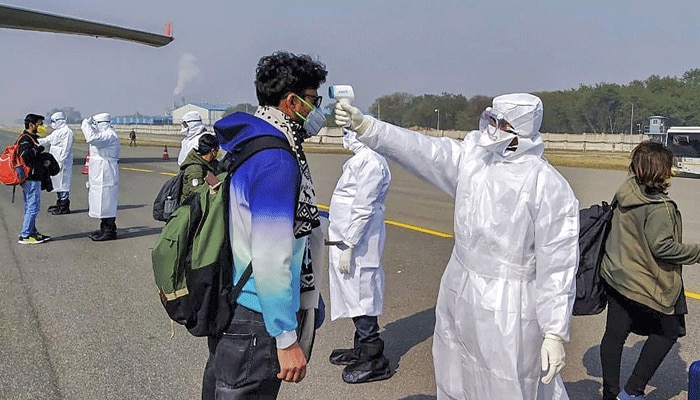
[178,110,208,165]
[335,93,579,400]
[327,129,393,384]
[81,113,120,241]
[39,111,74,215]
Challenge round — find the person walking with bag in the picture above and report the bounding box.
[600,141,700,400]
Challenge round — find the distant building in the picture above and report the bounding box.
[112,114,172,125]
[172,103,233,125]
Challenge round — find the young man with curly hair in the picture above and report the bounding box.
[202,51,328,400]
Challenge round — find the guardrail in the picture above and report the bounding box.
[1,124,649,152]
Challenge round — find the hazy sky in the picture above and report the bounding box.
[1,0,699,125]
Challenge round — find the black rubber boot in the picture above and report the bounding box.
[47,199,60,213]
[89,218,117,241]
[341,339,393,384]
[51,199,71,215]
[330,332,361,365]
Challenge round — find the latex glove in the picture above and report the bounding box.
[540,333,565,384]
[338,247,353,274]
[334,102,368,133]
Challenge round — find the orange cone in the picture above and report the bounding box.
[82,150,90,174]
[162,145,170,161]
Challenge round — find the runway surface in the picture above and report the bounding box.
[1,131,698,399]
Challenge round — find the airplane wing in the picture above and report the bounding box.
[0,4,173,47]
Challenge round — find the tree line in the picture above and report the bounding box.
[366,68,700,134]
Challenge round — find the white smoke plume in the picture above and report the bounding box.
[173,53,201,96]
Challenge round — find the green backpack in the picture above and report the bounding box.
[151,135,292,337]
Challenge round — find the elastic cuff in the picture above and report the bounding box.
[275,330,297,349]
[354,116,373,135]
[544,333,565,342]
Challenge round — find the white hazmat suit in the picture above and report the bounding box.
[38,111,74,194]
[328,129,391,320]
[178,110,208,165]
[81,113,120,219]
[336,93,579,400]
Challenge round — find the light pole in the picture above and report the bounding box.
[434,108,440,131]
[629,102,634,135]
[637,123,641,134]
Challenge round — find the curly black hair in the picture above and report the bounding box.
[255,51,328,106]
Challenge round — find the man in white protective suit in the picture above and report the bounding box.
[177,110,209,166]
[39,111,74,215]
[81,113,120,241]
[335,93,579,400]
[327,129,393,384]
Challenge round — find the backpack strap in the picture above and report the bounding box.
[221,135,294,304]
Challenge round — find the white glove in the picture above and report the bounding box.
[334,102,369,134]
[540,333,565,384]
[338,247,353,274]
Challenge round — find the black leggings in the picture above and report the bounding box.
[600,290,677,399]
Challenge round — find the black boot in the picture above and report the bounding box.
[89,218,117,241]
[330,332,361,365]
[47,199,60,213]
[341,339,393,384]
[51,199,71,215]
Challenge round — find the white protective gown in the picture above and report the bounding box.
[178,124,208,166]
[38,119,74,192]
[328,131,391,320]
[81,117,120,218]
[356,96,578,400]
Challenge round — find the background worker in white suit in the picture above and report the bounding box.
[39,111,74,215]
[327,129,392,384]
[81,113,120,241]
[335,92,579,400]
[178,110,208,166]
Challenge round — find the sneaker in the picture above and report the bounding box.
[18,234,48,244]
[34,233,51,242]
[617,390,646,400]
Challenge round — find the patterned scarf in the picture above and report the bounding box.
[254,106,320,293]
[255,106,321,239]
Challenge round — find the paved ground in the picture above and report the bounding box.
[1,130,698,399]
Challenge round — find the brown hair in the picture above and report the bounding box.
[629,141,673,195]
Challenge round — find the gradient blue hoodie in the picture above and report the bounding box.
[214,111,304,348]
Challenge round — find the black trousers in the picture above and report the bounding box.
[600,287,678,399]
[202,306,281,400]
[352,315,380,343]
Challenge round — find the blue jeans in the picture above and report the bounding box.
[20,180,41,237]
[202,305,281,400]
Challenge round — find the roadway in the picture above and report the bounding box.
[0,130,699,400]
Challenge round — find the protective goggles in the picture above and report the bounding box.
[50,118,65,123]
[296,93,323,108]
[479,107,517,137]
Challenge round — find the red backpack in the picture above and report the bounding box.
[0,134,36,200]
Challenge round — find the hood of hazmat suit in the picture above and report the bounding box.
[352,93,579,399]
[81,113,120,219]
[38,111,75,192]
[328,128,391,320]
[178,111,208,165]
[475,93,545,159]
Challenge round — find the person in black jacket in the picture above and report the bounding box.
[17,113,52,244]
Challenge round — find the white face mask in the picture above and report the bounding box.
[51,119,65,130]
[301,107,326,138]
[477,129,516,156]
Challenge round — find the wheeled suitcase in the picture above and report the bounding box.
[689,360,700,399]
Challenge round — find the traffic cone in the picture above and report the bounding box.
[162,145,170,161]
[82,151,90,174]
